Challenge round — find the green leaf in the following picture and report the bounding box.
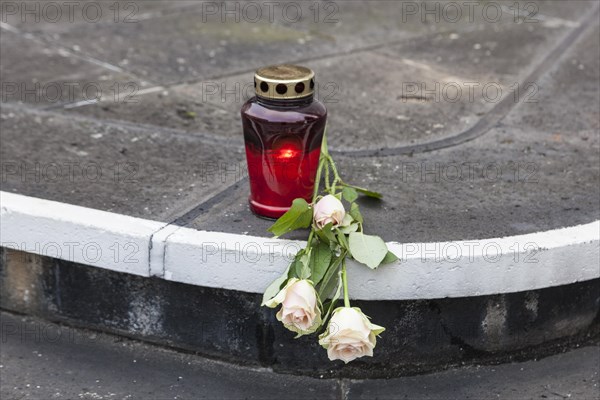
[310,241,332,285]
[321,271,343,323]
[342,187,358,203]
[381,250,399,264]
[321,128,329,154]
[267,198,312,237]
[293,252,311,279]
[349,203,363,224]
[336,229,349,250]
[315,222,336,244]
[318,254,344,299]
[353,186,383,199]
[348,232,388,269]
[289,254,301,279]
[338,222,359,235]
[341,213,353,226]
[261,266,289,306]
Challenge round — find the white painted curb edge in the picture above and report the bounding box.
[1,191,599,300]
[1,191,164,276]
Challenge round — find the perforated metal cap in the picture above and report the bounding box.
[254,64,315,100]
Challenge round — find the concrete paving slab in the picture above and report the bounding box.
[58,1,590,150]
[0,105,243,220]
[0,29,144,108]
[0,0,187,35]
[171,50,493,151]
[503,24,600,135]
[65,4,588,153]
[375,13,572,82]
[39,9,316,85]
[16,0,575,86]
[68,48,491,151]
[173,11,566,150]
[182,21,600,242]
[64,88,243,145]
[529,0,597,22]
[6,0,590,42]
[178,120,600,243]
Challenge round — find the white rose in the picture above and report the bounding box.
[318,307,385,363]
[264,278,321,335]
[313,195,345,229]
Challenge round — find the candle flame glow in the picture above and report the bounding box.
[278,147,298,159]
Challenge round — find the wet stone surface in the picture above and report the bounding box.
[0,105,242,220]
[0,0,598,241]
[8,0,522,86]
[65,88,243,145]
[0,0,182,35]
[178,17,600,241]
[181,119,600,243]
[64,4,580,152]
[0,30,145,108]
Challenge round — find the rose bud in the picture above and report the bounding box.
[313,194,345,229]
[264,278,322,335]
[318,307,385,363]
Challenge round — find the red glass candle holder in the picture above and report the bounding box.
[241,65,327,219]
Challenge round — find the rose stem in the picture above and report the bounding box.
[305,129,330,252]
[342,258,350,308]
[324,162,331,192]
[312,159,324,202]
[313,127,329,202]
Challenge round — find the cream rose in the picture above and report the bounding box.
[313,195,345,229]
[318,307,385,363]
[264,278,321,335]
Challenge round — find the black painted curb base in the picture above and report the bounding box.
[1,247,599,378]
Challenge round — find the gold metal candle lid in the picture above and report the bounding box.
[254,64,315,100]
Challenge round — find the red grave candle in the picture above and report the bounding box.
[241,65,327,218]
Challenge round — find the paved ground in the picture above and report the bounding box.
[1,0,599,242]
[1,312,599,400]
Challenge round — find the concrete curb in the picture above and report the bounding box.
[2,191,599,300]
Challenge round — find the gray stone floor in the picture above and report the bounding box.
[1,0,598,242]
[1,312,599,400]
